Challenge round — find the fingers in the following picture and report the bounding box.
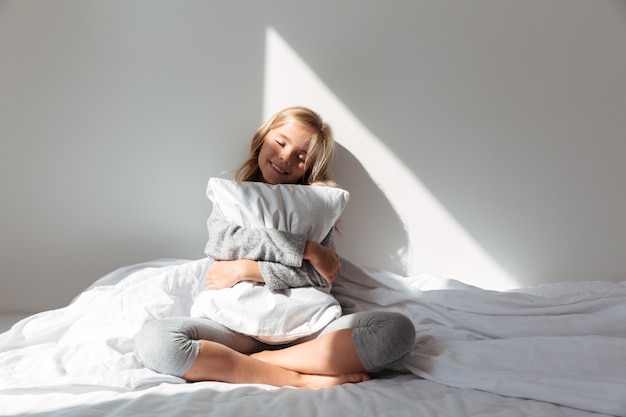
[322,254,342,286]
[204,272,214,290]
[204,263,220,290]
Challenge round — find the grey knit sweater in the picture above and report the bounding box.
[204,209,333,290]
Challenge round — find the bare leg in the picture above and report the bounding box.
[251,329,367,375]
[182,339,369,388]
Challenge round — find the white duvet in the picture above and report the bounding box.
[1,257,625,417]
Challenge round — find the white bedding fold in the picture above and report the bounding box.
[333,259,626,416]
[0,259,207,390]
[1,257,625,416]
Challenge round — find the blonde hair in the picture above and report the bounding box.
[234,106,337,186]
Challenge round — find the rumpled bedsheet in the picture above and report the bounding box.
[333,260,626,417]
[1,257,625,416]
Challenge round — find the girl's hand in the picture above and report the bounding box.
[303,241,342,286]
[205,260,262,290]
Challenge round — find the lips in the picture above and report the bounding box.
[270,161,288,175]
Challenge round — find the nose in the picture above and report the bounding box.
[279,147,293,163]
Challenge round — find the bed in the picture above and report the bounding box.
[1,255,625,417]
[2,178,625,417]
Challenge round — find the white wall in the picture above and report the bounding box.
[1,0,625,314]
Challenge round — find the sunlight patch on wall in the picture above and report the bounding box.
[263,27,518,289]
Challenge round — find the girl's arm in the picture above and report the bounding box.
[206,258,329,291]
[261,232,339,289]
[204,210,339,290]
[204,209,307,267]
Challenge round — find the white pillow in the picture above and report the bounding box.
[206,177,349,242]
[190,178,349,344]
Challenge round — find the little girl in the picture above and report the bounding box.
[134,106,415,388]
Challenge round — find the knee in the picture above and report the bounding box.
[353,311,416,373]
[134,320,169,371]
[134,318,198,377]
[379,311,416,355]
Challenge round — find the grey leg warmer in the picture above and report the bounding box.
[321,311,416,373]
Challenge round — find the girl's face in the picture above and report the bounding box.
[258,123,314,184]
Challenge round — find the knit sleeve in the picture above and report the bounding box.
[258,261,327,290]
[258,230,336,290]
[204,209,307,267]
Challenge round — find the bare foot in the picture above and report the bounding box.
[298,372,371,389]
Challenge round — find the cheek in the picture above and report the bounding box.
[258,143,272,163]
[293,164,307,180]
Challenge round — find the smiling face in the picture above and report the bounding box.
[257,123,315,184]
